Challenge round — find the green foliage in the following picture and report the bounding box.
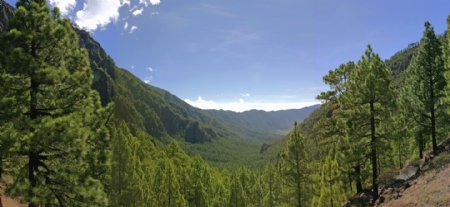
[280,122,312,207]
[3,2,450,207]
[312,155,346,207]
[0,0,110,206]
[444,15,450,116]
[404,22,447,153]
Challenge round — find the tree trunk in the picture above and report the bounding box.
[0,154,3,179]
[28,152,38,207]
[28,54,38,207]
[419,130,424,159]
[355,163,363,194]
[370,101,378,202]
[431,104,438,153]
[398,143,403,169]
[429,70,438,153]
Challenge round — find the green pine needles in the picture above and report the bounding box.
[0,0,111,206]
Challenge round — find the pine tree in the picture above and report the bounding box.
[399,76,428,159]
[0,0,109,206]
[444,16,450,115]
[281,122,310,207]
[407,22,446,153]
[317,61,355,103]
[339,45,394,201]
[110,123,153,206]
[152,158,188,207]
[229,169,246,207]
[262,165,283,207]
[317,61,360,194]
[312,155,346,207]
[189,156,211,207]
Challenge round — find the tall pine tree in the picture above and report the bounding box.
[339,45,394,201]
[281,122,310,207]
[407,22,446,153]
[0,0,109,206]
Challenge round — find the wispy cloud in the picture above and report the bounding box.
[184,96,319,112]
[132,8,144,16]
[129,25,138,34]
[143,76,153,84]
[211,29,260,51]
[240,93,251,97]
[200,4,236,18]
[139,0,161,7]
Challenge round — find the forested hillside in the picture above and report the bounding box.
[0,0,319,168]
[1,0,450,206]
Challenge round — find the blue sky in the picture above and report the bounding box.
[5,0,450,111]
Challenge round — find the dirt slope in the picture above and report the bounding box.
[378,153,450,207]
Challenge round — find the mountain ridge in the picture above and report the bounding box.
[0,1,318,167]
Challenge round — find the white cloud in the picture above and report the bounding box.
[139,0,161,7]
[143,76,153,84]
[147,67,154,72]
[122,0,130,6]
[129,26,138,34]
[123,21,128,30]
[48,0,76,15]
[75,0,128,31]
[184,96,319,112]
[241,93,250,97]
[151,11,160,16]
[132,8,144,16]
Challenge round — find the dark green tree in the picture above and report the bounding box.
[311,155,346,207]
[0,0,109,206]
[228,169,246,207]
[262,164,283,207]
[444,16,450,115]
[339,45,394,201]
[281,122,310,207]
[407,22,446,153]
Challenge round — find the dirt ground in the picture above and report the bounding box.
[378,164,450,207]
[0,182,26,207]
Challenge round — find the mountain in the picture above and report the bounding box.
[0,1,319,167]
[0,0,13,32]
[206,105,320,135]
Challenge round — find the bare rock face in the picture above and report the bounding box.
[0,0,14,32]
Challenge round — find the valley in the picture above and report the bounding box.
[1,0,450,206]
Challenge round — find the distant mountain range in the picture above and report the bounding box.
[0,0,426,168]
[206,105,319,135]
[0,0,320,166]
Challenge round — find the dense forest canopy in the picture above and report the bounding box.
[0,0,450,206]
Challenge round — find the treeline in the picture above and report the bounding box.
[2,1,450,207]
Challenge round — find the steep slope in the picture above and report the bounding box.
[0,1,312,167]
[113,68,231,143]
[378,160,450,207]
[0,0,13,32]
